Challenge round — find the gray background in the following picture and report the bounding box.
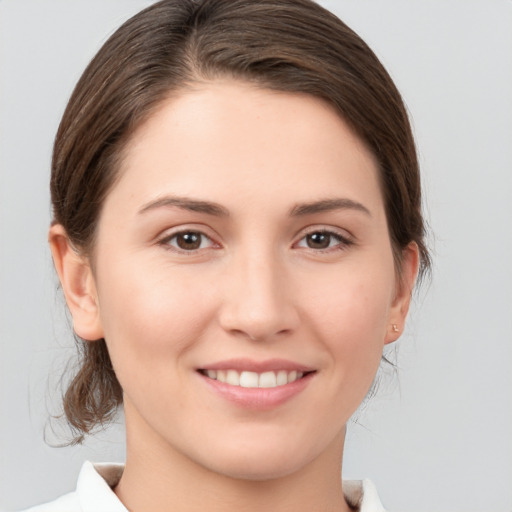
[1,1,511,511]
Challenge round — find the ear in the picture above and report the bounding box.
[49,224,104,341]
[385,242,420,344]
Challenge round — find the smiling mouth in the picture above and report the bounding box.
[198,369,314,389]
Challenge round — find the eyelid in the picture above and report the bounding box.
[154,224,354,254]
[293,225,355,251]
[156,225,221,253]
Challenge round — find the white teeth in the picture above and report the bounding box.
[226,369,240,386]
[259,371,277,388]
[240,371,259,388]
[277,370,288,386]
[204,369,306,388]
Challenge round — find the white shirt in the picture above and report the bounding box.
[22,461,386,512]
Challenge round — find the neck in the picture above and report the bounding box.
[115,403,352,512]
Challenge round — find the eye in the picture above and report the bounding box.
[160,230,215,252]
[295,230,352,251]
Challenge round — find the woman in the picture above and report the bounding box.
[24,0,429,510]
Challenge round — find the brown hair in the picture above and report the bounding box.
[51,0,430,442]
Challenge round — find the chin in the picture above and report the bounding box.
[204,452,308,482]
[187,431,331,482]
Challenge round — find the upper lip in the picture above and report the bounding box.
[197,358,315,373]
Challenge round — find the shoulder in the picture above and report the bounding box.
[21,492,80,512]
[18,461,126,512]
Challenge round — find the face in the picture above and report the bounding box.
[56,80,416,480]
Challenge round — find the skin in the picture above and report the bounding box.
[50,80,418,512]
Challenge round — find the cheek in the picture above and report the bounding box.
[305,257,395,335]
[302,256,395,379]
[94,258,215,375]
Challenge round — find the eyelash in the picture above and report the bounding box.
[158,230,218,253]
[157,228,353,254]
[294,229,354,252]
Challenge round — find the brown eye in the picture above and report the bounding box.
[306,232,333,249]
[295,230,352,252]
[176,231,202,250]
[163,230,214,251]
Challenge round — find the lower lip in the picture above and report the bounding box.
[199,372,315,410]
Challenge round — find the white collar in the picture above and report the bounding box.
[76,462,126,512]
[75,461,385,512]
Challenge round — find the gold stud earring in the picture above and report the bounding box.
[392,324,399,333]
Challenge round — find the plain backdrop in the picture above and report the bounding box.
[1,1,511,511]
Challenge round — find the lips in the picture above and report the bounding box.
[197,358,315,409]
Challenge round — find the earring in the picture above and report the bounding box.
[392,324,399,333]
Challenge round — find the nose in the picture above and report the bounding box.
[218,248,299,342]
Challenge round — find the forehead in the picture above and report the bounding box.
[110,79,383,217]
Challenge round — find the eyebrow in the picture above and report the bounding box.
[138,196,230,217]
[289,198,371,217]
[138,195,371,218]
